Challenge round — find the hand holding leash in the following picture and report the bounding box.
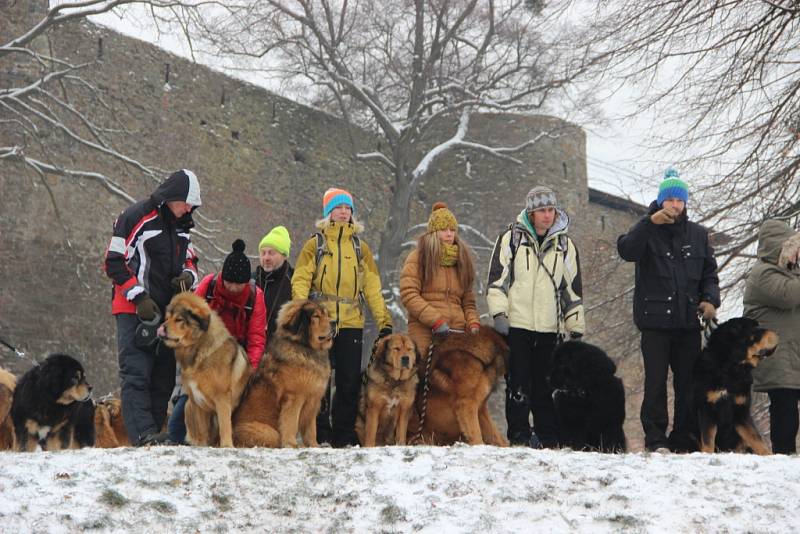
[170,271,194,293]
[698,301,717,320]
[432,321,450,335]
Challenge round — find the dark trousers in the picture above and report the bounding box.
[505,328,559,447]
[117,314,176,445]
[316,328,363,446]
[167,393,188,444]
[640,329,700,451]
[767,388,800,454]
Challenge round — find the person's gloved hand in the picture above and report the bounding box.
[378,326,393,339]
[469,323,481,334]
[650,207,678,225]
[569,331,583,340]
[493,314,510,336]
[698,301,717,320]
[134,293,159,322]
[432,321,450,335]
[170,271,194,293]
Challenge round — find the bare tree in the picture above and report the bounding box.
[566,0,800,290]
[0,0,225,257]
[178,0,594,298]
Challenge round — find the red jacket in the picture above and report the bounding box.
[195,273,267,369]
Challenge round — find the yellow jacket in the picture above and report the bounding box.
[292,221,391,330]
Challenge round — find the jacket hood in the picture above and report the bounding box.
[516,208,569,239]
[757,219,797,264]
[150,169,202,207]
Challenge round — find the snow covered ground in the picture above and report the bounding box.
[1,445,797,533]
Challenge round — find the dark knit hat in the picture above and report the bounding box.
[221,239,251,284]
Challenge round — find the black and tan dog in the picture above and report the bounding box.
[549,340,626,453]
[693,317,778,454]
[355,333,418,447]
[0,367,15,450]
[233,299,333,448]
[159,292,252,447]
[11,353,94,452]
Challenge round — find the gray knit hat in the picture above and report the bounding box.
[525,186,558,212]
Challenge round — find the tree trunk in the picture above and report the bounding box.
[377,164,414,318]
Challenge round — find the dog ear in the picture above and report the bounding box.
[286,303,312,340]
[185,309,210,332]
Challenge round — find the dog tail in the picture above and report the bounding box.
[233,422,280,448]
[430,368,455,393]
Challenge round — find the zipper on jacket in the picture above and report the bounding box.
[526,247,530,270]
[335,226,343,322]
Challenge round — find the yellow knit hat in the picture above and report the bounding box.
[258,225,291,256]
[427,202,458,233]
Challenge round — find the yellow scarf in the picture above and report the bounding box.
[441,243,459,267]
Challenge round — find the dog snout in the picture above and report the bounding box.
[401,355,410,368]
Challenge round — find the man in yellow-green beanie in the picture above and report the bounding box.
[253,225,294,336]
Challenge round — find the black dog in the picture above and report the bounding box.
[549,340,626,453]
[693,317,778,454]
[11,353,94,451]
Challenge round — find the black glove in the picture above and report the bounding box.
[171,271,194,293]
[133,293,159,322]
[569,332,583,340]
[378,326,393,339]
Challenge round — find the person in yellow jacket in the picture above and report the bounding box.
[487,185,585,448]
[292,187,392,447]
[400,202,481,360]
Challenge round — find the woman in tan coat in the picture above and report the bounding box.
[400,202,481,358]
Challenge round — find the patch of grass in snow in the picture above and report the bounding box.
[79,515,113,530]
[144,500,176,515]
[211,491,232,512]
[725,505,742,515]
[380,503,406,524]
[402,450,417,462]
[99,488,128,507]
[607,494,629,503]
[603,513,644,529]
[352,452,367,464]
[176,457,193,466]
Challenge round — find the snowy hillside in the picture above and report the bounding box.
[1,445,797,533]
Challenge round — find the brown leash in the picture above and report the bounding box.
[410,341,435,444]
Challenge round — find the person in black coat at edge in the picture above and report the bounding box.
[104,169,201,446]
[253,225,294,338]
[617,168,720,453]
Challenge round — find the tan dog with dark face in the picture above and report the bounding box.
[408,326,509,446]
[355,334,418,447]
[159,292,252,447]
[233,300,333,448]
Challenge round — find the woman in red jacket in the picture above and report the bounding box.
[167,239,266,443]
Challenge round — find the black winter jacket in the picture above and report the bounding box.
[617,201,720,331]
[253,261,294,337]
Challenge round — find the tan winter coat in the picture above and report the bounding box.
[486,209,585,335]
[400,249,481,355]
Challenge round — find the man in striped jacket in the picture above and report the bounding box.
[104,169,201,446]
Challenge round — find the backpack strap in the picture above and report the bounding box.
[204,275,217,305]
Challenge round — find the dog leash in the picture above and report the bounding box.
[410,341,436,445]
[0,335,26,358]
[700,316,719,349]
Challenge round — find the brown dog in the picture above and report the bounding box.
[355,333,418,447]
[0,367,15,450]
[233,300,333,448]
[409,326,509,446]
[93,397,130,448]
[159,292,252,447]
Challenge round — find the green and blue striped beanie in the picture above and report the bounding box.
[657,168,689,206]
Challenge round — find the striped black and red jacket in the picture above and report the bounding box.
[104,170,201,315]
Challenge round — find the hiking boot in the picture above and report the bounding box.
[139,432,176,446]
[508,430,532,446]
[654,447,670,454]
[528,432,544,449]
